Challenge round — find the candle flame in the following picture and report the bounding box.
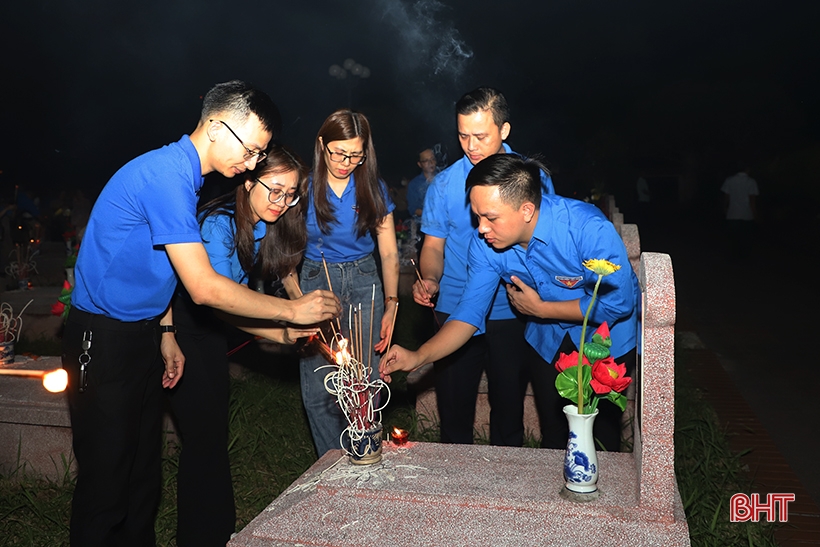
[42,369,68,392]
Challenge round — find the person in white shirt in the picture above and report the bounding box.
[721,167,759,258]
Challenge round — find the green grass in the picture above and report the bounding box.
[0,301,783,546]
[674,350,779,547]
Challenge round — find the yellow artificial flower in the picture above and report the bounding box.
[582,259,621,276]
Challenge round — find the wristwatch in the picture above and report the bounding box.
[160,325,177,334]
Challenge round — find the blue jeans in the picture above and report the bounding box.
[299,255,384,457]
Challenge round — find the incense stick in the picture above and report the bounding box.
[368,284,375,373]
[357,303,363,371]
[321,252,344,334]
[385,302,399,351]
[410,258,441,329]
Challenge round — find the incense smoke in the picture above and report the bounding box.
[379,0,474,80]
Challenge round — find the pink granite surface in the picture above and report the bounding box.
[231,252,690,547]
[0,355,74,478]
[637,252,678,521]
[229,441,688,547]
[619,224,641,275]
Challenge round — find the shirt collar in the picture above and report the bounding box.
[327,172,356,200]
[253,219,267,240]
[180,134,205,192]
[530,196,553,248]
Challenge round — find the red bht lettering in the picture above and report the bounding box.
[730,493,795,522]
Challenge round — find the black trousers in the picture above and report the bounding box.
[62,307,162,547]
[166,291,236,547]
[434,313,563,447]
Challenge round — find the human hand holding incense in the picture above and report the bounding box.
[410,258,439,308]
[411,278,439,307]
[379,345,422,383]
[279,326,321,345]
[290,289,342,324]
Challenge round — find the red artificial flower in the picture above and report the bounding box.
[51,302,65,316]
[555,351,590,372]
[590,356,632,394]
[594,322,610,341]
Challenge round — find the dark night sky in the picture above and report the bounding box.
[2,0,818,215]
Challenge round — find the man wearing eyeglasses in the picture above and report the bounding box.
[62,80,341,547]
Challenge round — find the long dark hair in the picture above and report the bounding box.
[198,144,308,280]
[312,109,387,238]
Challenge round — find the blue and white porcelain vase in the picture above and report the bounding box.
[347,423,383,465]
[563,404,599,494]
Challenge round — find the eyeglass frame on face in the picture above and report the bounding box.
[324,143,366,165]
[254,178,301,207]
[210,119,268,163]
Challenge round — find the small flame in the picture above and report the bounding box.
[42,369,68,393]
[391,427,409,445]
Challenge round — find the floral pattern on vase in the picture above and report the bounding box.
[563,404,599,494]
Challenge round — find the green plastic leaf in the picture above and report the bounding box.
[591,332,612,348]
[607,391,628,412]
[555,366,594,407]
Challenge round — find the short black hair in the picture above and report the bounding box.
[465,154,545,209]
[201,80,282,139]
[455,87,509,128]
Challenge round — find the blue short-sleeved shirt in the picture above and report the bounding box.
[449,194,640,361]
[72,135,205,321]
[200,213,265,284]
[304,173,395,263]
[421,143,555,319]
[406,172,431,218]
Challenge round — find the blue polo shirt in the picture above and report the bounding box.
[304,173,395,263]
[406,172,431,218]
[421,143,555,319]
[72,135,205,321]
[200,213,265,284]
[449,194,639,360]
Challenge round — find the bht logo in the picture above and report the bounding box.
[730,493,795,522]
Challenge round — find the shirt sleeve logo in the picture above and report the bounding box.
[555,275,583,288]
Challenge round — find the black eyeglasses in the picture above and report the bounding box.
[211,119,267,163]
[324,143,366,165]
[255,178,301,207]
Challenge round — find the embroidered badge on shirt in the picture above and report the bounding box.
[556,275,583,288]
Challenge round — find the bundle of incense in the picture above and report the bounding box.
[320,291,390,435]
[301,335,334,362]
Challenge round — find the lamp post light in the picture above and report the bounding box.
[328,58,371,107]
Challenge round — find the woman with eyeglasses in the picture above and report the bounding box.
[299,109,399,457]
[167,144,318,547]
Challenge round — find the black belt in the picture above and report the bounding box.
[69,307,160,332]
